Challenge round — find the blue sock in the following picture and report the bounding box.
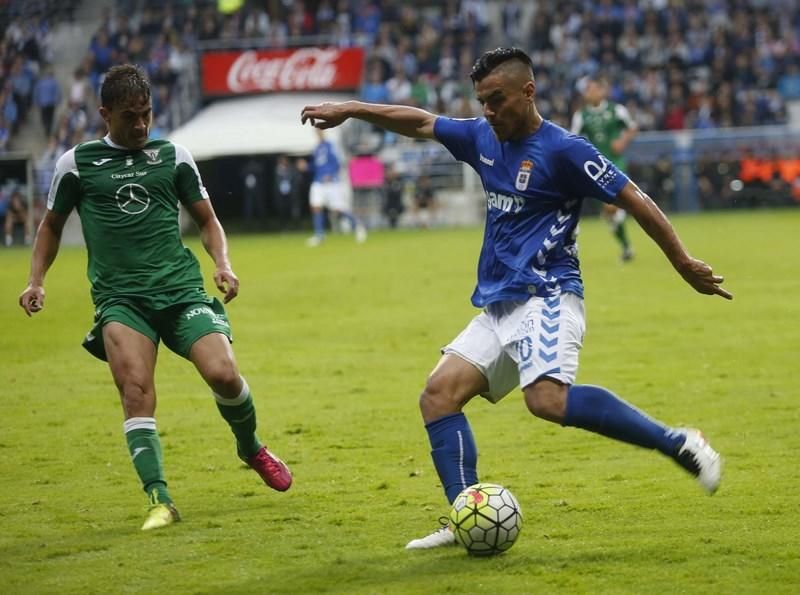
[313,211,326,237]
[564,385,685,456]
[339,211,358,229]
[425,413,478,503]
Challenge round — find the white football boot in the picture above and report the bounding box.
[405,518,457,550]
[674,428,722,494]
[355,224,368,243]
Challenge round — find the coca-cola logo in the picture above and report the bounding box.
[227,48,341,92]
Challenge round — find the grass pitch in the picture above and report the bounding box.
[1,209,798,594]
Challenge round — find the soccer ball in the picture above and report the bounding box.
[449,483,523,556]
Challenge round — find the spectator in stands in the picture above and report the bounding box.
[68,66,91,111]
[35,135,63,198]
[663,86,687,131]
[382,164,405,229]
[0,186,8,230]
[5,190,30,246]
[274,156,303,231]
[500,0,523,47]
[0,116,10,152]
[8,54,34,126]
[361,60,389,104]
[33,64,61,136]
[1,85,19,134]
[241,158,267,225]
[89,30,114,79]
[777,63,800,100]
[412,174,437,229]
[386,63,413,105]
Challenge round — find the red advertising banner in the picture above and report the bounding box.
[201,47,365,96]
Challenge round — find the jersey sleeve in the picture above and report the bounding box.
[173,142,210,205]
[433,117,480,167]
[47,148,81,214]
[614,103,636,130]
[569,111,584,135]
[557,135,630,204]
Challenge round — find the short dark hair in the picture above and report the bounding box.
[100,64,151,109]
[469,47,534,83]
[586,72,610,85]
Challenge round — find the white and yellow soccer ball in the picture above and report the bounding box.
[449,483,523,556]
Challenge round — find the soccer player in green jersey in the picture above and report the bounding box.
[18,65,292,531]
[571,75,638,262]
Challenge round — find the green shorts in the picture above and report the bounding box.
[82,294,233,361]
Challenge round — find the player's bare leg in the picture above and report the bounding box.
[104,322,180,530]
[190,333,292,492]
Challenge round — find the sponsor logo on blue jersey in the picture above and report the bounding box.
[486,191,524,214]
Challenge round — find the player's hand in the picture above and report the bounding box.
[611,138,626,155]
[214,267,239,303]
[677,258,733,300]
[301,102,350,129]
[19,284,45,316]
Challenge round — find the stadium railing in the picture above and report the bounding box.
[383,125,800,227]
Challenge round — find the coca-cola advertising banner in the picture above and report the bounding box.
[201,47,365,96]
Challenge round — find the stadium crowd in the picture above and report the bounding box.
[1,0,799,229]
[4,0,799,148]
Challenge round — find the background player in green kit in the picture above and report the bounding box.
[571,75,638,262]
[18,65,292,531]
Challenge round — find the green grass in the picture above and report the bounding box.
[1,210,799,594]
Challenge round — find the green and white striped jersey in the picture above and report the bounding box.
[48,136,209,306]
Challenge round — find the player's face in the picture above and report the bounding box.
[475,71,534,142]
[584,81,606,105]
[100,96,152,150]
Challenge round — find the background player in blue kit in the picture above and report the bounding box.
[306,128,367,247]
[301,48,732,550]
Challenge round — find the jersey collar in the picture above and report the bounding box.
[103,134,131,150]
[587,100,609,112]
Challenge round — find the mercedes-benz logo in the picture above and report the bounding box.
[115,183,151,214]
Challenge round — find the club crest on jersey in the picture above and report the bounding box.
[143,148,162,165]
[515,159,534,191]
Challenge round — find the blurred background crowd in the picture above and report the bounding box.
[1,0,799,242]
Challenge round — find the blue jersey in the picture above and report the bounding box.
[312,140,341,183]
[434,117,629,307]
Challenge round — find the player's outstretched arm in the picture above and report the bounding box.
[301,100,438,140]
[615,181,733,300]
[19,210,69,316]
[185,198,239,304]
[611,126,637,156]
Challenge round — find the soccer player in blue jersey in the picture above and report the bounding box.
[301,47,732,550]
[306,128,367,246]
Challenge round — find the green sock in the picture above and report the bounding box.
[124,417,172,504]
[613,220,630,250]
[214,377,262,458]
